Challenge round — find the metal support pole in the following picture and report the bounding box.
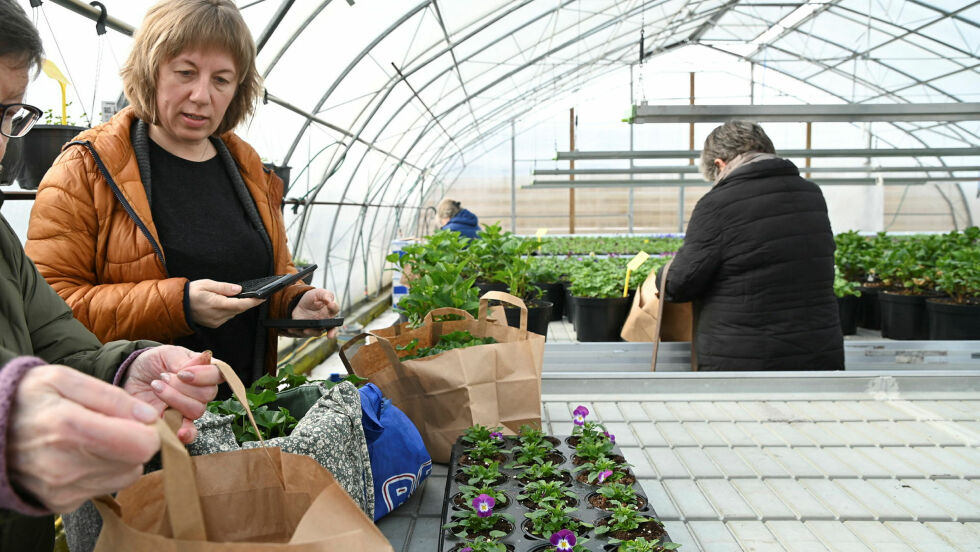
[511,119,517,233]
[628,64,634,233]
[681,72,694,233]
[569,107,576,234]
[805,122,812,179]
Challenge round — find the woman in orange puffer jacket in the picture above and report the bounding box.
[25,0,339,392]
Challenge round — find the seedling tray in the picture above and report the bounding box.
[438,435,673,552]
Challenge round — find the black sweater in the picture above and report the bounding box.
[659,157,844,371]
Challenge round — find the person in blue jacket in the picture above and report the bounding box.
[438,198,480,238]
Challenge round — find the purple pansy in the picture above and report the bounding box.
[550,529,577,551]
[598,470,613,484]
[603,431,615,443]
[572,405,589,426]
[472,494,495,518]
[490,431,503,440]
[461,548,473,552]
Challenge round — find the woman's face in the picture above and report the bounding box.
[0,55,30,163]
[152,46,237,156]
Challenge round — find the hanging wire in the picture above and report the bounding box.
[637,0,647,104]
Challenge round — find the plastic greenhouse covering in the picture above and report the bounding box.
[5,0,978,313]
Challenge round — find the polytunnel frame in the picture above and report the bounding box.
[42,0,977,312]
[258,0,977,310]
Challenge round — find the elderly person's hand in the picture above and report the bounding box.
[188,279,265,328]
[290,288,341,338]
[123,346,223,444]
[7,365,161,513]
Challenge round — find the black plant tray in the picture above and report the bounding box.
[438,435,673,552]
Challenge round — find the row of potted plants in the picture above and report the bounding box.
[833,228,980,339]
[441,413,679,552]
[534,236,684,257]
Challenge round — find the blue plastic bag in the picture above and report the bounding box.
[358,383,432,520]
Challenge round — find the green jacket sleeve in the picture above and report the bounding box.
[0,215,157,382]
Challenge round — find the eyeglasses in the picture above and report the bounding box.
[0,103,43,138]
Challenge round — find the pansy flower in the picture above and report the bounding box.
[550,529,577,551]
[490,431,503,441]
[472,494,495,518]
[572,405,589,426]
[598,469,613,484]
[461,548,473,552]
[603,431,615,443]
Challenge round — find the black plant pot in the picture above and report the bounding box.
[857,285,882,330]
[534,281,564,321]
[926,298,980,340]
[475,280,508,297]
[503,300,553,339]
[837,295,859,336]
[572,293,634,342]
[879,291,932,340]
[562,281,576,326]
[17,125,87,190]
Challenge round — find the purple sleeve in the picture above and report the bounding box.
[113,347,153,387]
[0,356,50,515]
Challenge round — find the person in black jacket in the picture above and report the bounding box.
[657,121,843,371]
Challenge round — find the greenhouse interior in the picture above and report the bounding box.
[0,0,978,551]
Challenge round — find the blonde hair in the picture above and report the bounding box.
[121,0,262,134]
[437,198,462,220]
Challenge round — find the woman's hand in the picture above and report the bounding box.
[188,279,264,328]
[123,347,223,443]
[7,365,161,513]
[290,288,341,338]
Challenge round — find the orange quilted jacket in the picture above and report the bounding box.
[25,107,310,374]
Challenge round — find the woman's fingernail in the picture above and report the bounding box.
[150,379,166,393]
[159,372,172,382]
[132,402,158,423]
[177,370,194,382]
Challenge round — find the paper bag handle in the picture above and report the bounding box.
[479,290,527,330]
[423,307,476,324]
[650,260,671,372]
[339,331,402,375]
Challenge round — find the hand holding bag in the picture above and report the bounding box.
[91,362,392,551]
[341,292,544,463]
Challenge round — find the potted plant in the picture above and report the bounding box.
[18,105,87,190]
[515,480,578,510]
[589,481,648,511]
[522,501,591,541]
[834,266,861,336]
[494,238,553,336]
[612,537,682,552]
[518,423,561,449]
[443,494,516,540]
[450,536,512,552]
[507,440,564,467]
[572,431,616,465]
[877,234,944,340]
[456,461,508,487]
[927,228,980,339]
[469,223,513,295]
[453,484,510,510]
[594,504,667,542]
[568,259,634,342]
[517,460,571,486]
[459,439,508,467]
[528,256,565,321]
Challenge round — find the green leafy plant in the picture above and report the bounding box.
[523,501,591,537]
[443,494,515,539]
[468,223,516,284]
[508,441,554,467]
[491,237,542,302]
[458,484,508,507]
[518,460,565,483]
[397,331,497,360]
[614,537,681,551]
[394,261,481,326]
[454,536,509,552]
[461,424,505,446]
[595,504,648,535]
[573,456,630,484]
[833,266,861,298]
[460,462,504,487]
[515,479,577,505]
[574,432,615,462]
[934,244,980,303]
[596,482,641,509]
[205,366,365,443]
[465,439,504,464]
[517,424,550,447]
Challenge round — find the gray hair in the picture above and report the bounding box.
[699,121,776,181]
[0,0,44,74]
[437,198,462,220]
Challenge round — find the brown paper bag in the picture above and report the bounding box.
[373,304,507,339]
[341,292,544,463]
[93,363,392,551]
[620,261,693,343]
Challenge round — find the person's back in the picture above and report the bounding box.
[437,198,479,239]
[661,121,843,371]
